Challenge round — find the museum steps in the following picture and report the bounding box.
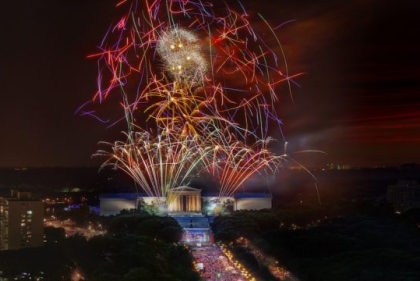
[171,214,210,229]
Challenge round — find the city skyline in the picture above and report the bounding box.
[1,0,419,168]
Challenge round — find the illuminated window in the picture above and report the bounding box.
[27,210,32,215]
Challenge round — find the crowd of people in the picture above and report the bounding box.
[191,244,250,281]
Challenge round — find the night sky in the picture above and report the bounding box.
[1,0,419,168]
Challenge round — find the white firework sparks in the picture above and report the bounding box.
[157,27,207,84]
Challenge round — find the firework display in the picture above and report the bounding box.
[85,0,298,200]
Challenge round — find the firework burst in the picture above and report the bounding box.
[157,27,207,84]
[96,128,211,200]
[85,0,299,200]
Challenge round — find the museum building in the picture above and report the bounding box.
[99,187,272,243]
[99,186,272,216]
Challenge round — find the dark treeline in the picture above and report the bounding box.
[0,214,200,281]
[272,167,420,206]
[212,204,420,281]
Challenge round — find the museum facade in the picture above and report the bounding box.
[99,186,272,216]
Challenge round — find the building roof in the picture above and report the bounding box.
[100,192,272,199]
[169,186,201,192]
[233,193,272,199]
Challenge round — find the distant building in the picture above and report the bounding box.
[99,187,272,216]
[387,180,420,213]
[0,190,44,250]
[99,193,139,216]
[326,163,352,170]
[234,193,272,210]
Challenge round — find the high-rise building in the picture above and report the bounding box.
[0,190,44,250]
